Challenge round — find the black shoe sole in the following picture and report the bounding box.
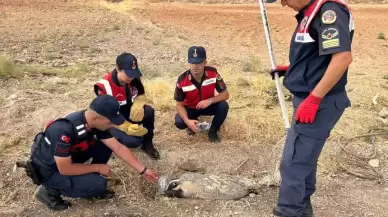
[36,197,71,211]
[272,207,313,217]
[47,204,71,211]
[208,137,220,143]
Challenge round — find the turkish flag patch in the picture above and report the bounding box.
[60,135,70,143]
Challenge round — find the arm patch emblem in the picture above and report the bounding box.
[321,27,340,49]
[322,10,337,24]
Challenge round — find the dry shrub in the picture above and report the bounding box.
[99,0,134,13]
[0,137,23,154]
[0,56,18,78]
[0,55,90,79]
[377,32,385,40]
[143,78,176,112]
[242,56,261,73]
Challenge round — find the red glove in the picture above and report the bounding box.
[270,65,289,80]
[295,93,323,124]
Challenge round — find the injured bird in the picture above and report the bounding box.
[157,172,265,200]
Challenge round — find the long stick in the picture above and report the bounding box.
[257,0,290,130]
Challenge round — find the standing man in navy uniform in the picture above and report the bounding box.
[265,0,354,216]
[174,46,229,143]
[26,95,158,210]
[94,53,160,160]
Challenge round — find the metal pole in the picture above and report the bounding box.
[257,0,290,130]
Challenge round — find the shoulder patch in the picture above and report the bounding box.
[322,10,337,24]
[321,27,340,49]
[55,142,71,154]
[60,134,71,143]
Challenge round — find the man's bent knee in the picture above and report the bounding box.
[120,136,143,149]
[215,101,229,113]
[61,174,107,198]
[175,114,187,129]
[110,128,143,148]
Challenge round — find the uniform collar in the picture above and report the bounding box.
[187,68,208,80]
[80,110,92,132]
[296,0,316,19]
[112,69,124,87]
[188,69,207,83]
[301,0,315,12]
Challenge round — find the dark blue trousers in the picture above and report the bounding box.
[276,92,351,216]
[41,141,112,198]
[175,101,229,132]
[109,105,155,148]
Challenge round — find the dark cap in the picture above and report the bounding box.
[188,46,206,64]
[265,0,277,3]
[116,53,142,79]
[89,95,126,125]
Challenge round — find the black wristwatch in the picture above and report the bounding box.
[140,167,147,175]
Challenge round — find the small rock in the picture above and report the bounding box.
[249,193,256,198]
[14,58,27,64]
[6,173,9,176]
[12,164,17,173]
[368,159,379,168]
[379,108,388,118]
[8,94,17,100]
[195,206,199,210]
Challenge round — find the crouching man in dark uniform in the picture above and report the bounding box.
[27,95,158,210]
[265,0,354,216]
[174,46,229,143]
[94,53,160,160]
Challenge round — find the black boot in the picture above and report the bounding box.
[208,129,220,143]
[34,185,71,211]
[302,198,314,217]
[272,202,313,217]
[90,189,116,200]
[142,140,160,160]
[272,206,298,217]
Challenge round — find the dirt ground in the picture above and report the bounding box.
[1,0,388,216]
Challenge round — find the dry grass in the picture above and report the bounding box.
[142,64,292,144]
[98,0,134,13]
[0,56,18,78]
[378,32,386,40]
[0,57,90,79]
[242,56,261,73]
